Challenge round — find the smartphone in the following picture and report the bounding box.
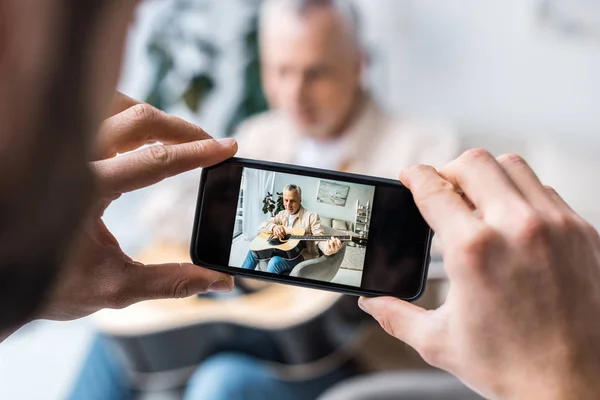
[190,158,433,300]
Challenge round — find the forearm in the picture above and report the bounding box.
[500,358,600,400]
[262,222,280,233]
[263,223,277,232]
[263,214,284,232]
[509,381,600,400]
[317,241,330,255]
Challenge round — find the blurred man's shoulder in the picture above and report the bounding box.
[365,102,461,170]
[233,111,297,161]
[235,111,291,140]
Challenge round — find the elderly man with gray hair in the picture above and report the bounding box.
[236,0,458,175]
[241,183,343,274]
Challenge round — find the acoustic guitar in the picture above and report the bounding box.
[93,241,374,392]
[249,227,369,261]
[93,242,446,392]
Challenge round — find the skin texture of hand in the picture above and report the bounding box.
[38,93,237,321]
[325,238,343,255]
[359,149,600,400]
[273,225,287,240]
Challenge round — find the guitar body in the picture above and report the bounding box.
[93,241,372,390]
[249,227,307,261]
[96,290,366,382]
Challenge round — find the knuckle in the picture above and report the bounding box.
[148,144,171,165]
[128,103,157,123]
[512,210,556,250]
[514,210,551,245]
[412,171,455,198]
[544,185,559,197]
[187,139,210,155]
[401,164,436,185]
[170,276,193,299]
[405,164,435,176]
[418,181,456,205]
[455,227,499,270]
[378,316,399,339]
[497,152,526,166]
[550,211,576,232]
[461,148,493,162]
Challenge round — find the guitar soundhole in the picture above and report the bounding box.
[267,235,291,246]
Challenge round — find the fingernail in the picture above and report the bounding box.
[358,297,370,314]
[218,138,237,148]
[208,280,232,293]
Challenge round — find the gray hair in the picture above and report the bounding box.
[260,0,362,49]
[283,184,302,199]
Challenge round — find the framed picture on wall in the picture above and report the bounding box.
[316,180,351,207]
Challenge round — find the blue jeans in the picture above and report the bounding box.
[241,251,303,274]
[68,336,134,400]
[184,353,355,400]
[68,336,356,400]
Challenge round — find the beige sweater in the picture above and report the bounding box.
[235,94,459,179]
[262,207,331,261]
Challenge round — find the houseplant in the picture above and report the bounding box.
[262,192,284,218]
[144,0,268,136]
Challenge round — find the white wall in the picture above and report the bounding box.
[355,0,600,145]
[273,173,375,223]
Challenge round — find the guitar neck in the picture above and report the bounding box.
[289,235,354,241]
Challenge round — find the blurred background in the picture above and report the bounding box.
[1,0,599,399]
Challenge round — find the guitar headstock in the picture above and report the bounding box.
[351,236,368,247]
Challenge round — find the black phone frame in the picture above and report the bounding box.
[190,157,433,300]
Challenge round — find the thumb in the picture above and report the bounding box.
[359,296,431,351]
[130,263,234,302]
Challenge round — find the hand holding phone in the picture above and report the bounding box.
[191,158,433,300]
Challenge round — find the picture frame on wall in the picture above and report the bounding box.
[316,180,351,207]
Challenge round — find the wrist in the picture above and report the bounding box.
[503,358,600,400]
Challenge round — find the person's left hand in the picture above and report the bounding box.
[326,238,343,255]
[39,93,238,321]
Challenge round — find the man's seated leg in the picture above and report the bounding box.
[183,352,355,400]
[241,251,260,270]
[266,256,302,274]
[67,334,134,400]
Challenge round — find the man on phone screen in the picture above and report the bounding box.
[242,184,342,274]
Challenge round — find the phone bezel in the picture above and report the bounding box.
[190,157,433,300]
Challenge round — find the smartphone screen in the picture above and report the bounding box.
[191,158,432,299]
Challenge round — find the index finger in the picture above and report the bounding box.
[92,138,238,194]
[400,165,480,242]
[108,91,140,117]
[439,149,526,224]
[94,103,212,160]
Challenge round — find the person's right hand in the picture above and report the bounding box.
[273,225,287,240]
[359,150,600,400]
